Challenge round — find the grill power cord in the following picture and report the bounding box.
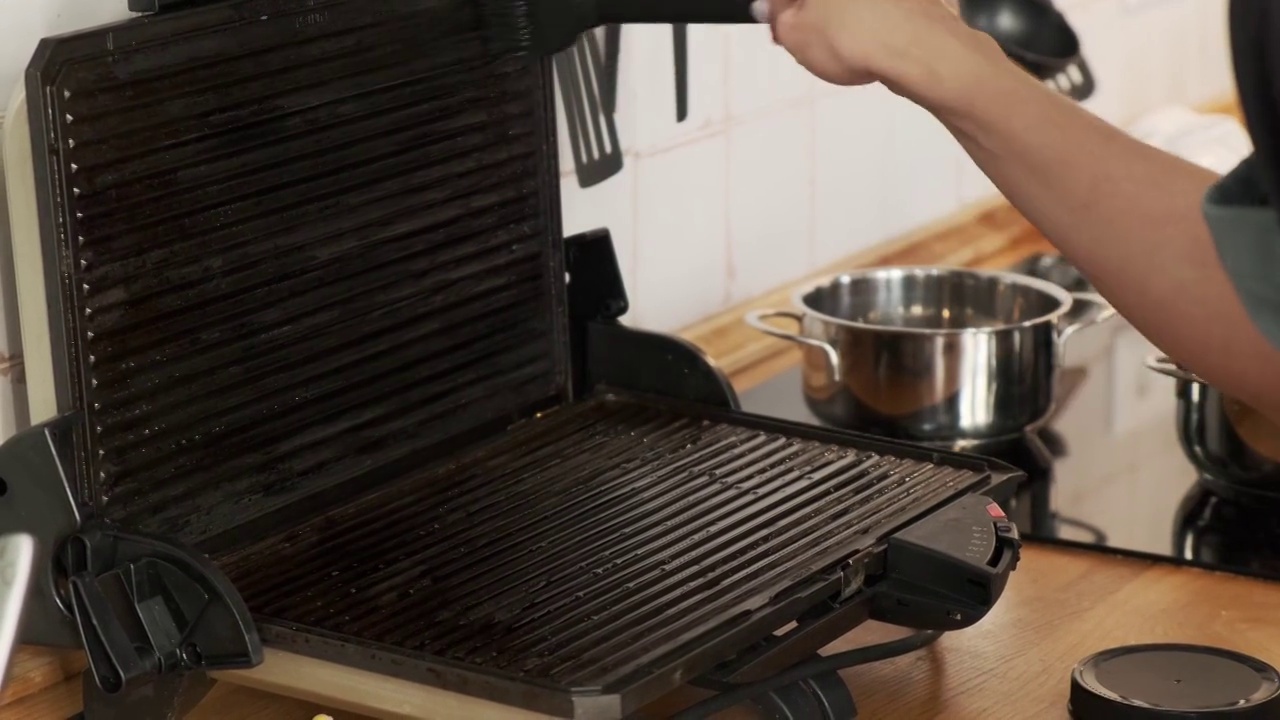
[672,630,944,720]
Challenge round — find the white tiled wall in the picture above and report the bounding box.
[0,0,136,98]
[0,0,1240,342]
[561,0,1236,332]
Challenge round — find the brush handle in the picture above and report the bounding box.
[595,0,755,24]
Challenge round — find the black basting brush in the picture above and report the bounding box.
[480,0,759,57]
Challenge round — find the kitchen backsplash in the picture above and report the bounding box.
[0,0,1237,342]
[558,0,1236,331]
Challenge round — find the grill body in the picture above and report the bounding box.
[11,2,1023,717]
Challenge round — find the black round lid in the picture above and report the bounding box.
[1070,645,1280,719]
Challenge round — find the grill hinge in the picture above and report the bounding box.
[565,228,738,408]
[62,526,263,719]
[0,416,262,718]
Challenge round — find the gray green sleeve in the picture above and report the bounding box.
[1203,155,1280,348]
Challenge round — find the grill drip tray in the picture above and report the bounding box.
[217,395,990,703]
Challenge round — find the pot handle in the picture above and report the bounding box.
[744,309,842,383]
[1056,291,1118,344]
[1145,355,1204,384]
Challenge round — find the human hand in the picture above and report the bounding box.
[754,0,1001,109]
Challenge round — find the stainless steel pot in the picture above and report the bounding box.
[745,266,1116,441]
[1146,356,1280,486]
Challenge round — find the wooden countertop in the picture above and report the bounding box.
[10,97,1276,720]
[10,541,1279,719]
[642,545,1280,719]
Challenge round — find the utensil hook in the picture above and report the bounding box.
[744,310,842,383]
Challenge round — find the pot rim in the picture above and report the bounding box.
[790,265,1078,336]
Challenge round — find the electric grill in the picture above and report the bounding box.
[0,1,1024,718]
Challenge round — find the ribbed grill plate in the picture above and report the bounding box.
[218,396,989,692]
[26,0,566,545]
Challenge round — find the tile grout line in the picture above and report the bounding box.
[807,94,817,272]
[722,27,734,308]
[723,126,734,308]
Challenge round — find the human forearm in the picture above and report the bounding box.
[766,0,1280,415]
[901,47,1280,416]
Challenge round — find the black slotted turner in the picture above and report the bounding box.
[602,24,621,113]
[555,31,623,188]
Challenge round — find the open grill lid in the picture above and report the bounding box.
[24,0,568,549]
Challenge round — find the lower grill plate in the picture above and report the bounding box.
[217,395,994,715]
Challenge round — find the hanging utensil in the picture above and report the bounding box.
[555,32,624,188]
[959,0,1096,102]
[602,25,621,114]
[673,24,688,122]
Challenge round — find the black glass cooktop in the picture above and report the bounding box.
[739,256,1280,584]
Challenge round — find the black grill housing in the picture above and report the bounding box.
[19,2,1022,717]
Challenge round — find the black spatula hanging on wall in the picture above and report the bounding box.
[555,30,624,188]
[673,24,688,122]
[602,24,621,114]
